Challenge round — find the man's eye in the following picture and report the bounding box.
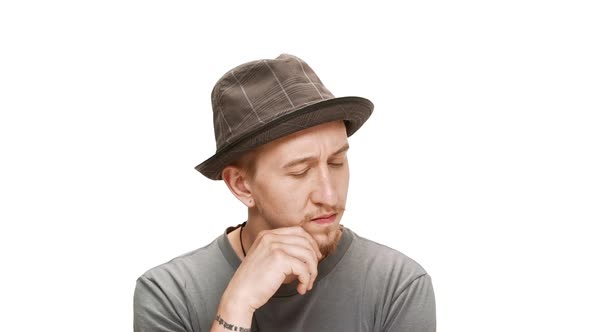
[290,169,310,177]
[329,162,344,167]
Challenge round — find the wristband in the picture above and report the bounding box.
[215,314,251,332]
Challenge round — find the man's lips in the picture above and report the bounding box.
[311,213,337,224]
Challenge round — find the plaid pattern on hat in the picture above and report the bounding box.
[195,54,373,180]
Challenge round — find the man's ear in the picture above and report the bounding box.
[221,166,255,208]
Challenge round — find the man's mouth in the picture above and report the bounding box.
[311,213,337,225]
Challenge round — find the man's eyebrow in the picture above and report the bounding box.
[281,143,350,169]
[282,156,315,169]
[331,143,350,156]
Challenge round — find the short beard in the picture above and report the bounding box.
[304,206,346,257]
[314,225,343,257]
[319,237,339,257]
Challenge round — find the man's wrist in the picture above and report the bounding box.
[211,294,254,332]
[214,314,251,332]
[219,288,257,316]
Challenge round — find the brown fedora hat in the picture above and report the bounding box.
[195,53,374,180]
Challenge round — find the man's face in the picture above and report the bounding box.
[247,120,350,256]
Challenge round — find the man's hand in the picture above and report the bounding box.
[226,226,323,311]
[211,226,322,331]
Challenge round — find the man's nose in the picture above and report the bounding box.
[310,167,338,207]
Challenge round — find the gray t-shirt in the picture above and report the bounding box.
[134,226,436,331]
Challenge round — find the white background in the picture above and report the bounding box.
[1,1,589,331]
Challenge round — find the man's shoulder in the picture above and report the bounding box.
[137,234,226,286]
[346,228,429,282]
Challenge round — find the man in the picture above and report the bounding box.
[134,54,436,332]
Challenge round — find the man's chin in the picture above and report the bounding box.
[310,228,342,258]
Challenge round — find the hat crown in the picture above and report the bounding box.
[211,54,335,151]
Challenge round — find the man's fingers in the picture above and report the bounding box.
[259,227,322,259]
[270,242,318,286]
[283,255,313,295]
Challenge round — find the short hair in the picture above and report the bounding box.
[228,148,260,180]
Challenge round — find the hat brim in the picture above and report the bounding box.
[195,96,374,180]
